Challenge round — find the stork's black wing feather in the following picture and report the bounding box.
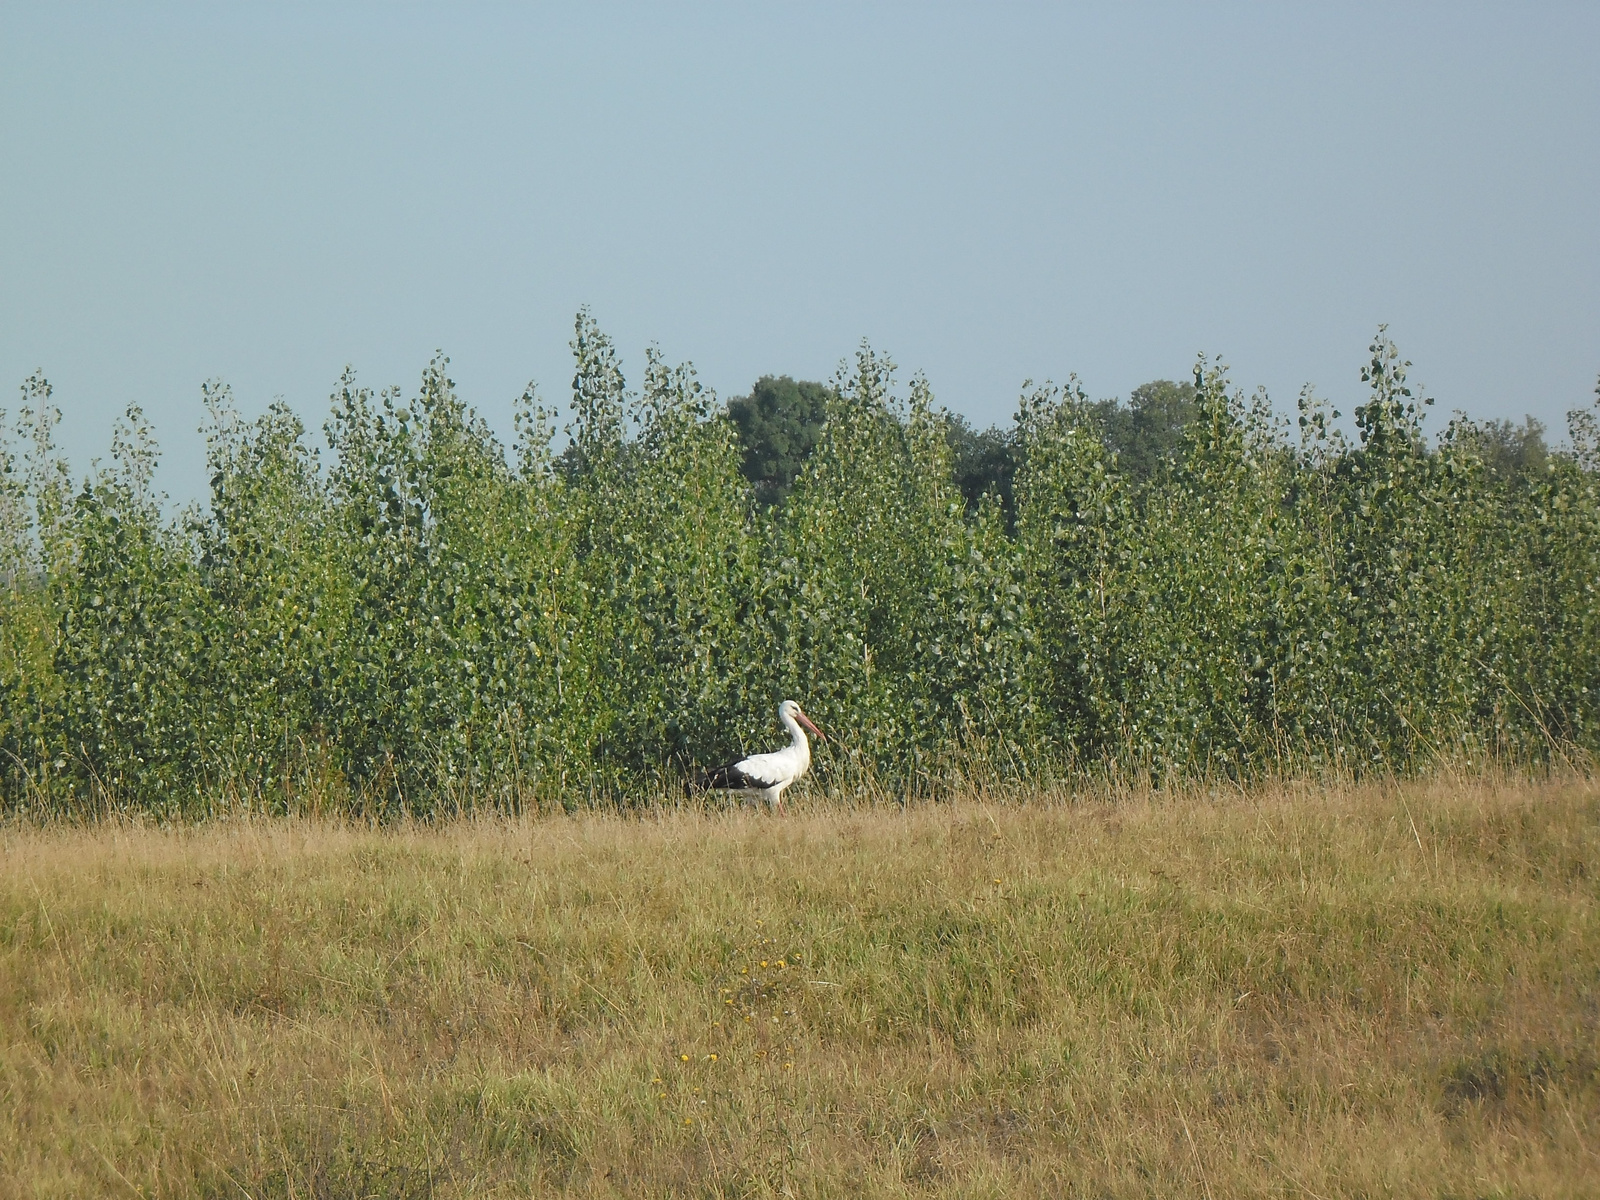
[690,759,778,793]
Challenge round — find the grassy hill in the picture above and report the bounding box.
[2,775,1597,1196]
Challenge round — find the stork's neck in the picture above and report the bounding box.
[780,708,810,753]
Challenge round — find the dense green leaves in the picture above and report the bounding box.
[726,375,832,507]
[2,323,1597,814]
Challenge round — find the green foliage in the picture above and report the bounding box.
[945,378,1198,528]
[725,375,832,506]
[2,320,1597,814]
[945,415,1018,524]
[567,321,756,785]
[766,349,1035,783]
[1090,377,1200,482]
[1464,416,1550,483]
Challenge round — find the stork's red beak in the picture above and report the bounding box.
[797,708,826,743]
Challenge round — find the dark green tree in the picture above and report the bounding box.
[1091,378,1199,482]
[945,415,1018,524]
[725,375,831,505]
[944,378,1198,524]
[1462,415,1549,483]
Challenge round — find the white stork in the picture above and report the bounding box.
[691,700,826,811]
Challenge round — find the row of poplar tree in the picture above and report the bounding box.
[2,313,1598,814]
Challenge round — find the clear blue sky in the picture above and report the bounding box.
[3,3,1597,503]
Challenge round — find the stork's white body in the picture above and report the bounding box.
[694,701,824,811]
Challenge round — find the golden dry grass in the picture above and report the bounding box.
[1,775,1597,1197]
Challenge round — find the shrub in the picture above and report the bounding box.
[2,321,1595,815]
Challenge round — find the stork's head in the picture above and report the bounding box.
[780,699,826,743]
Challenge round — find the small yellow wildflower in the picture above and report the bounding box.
[761,960,768,968]
[680,1054,690,1062]
[709,1053,718,1061]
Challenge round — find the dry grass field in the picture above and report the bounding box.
[1,775,1597,1197]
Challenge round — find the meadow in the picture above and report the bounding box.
[2,773,1596,1197]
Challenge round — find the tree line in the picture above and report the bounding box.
[2,314,1597,815]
